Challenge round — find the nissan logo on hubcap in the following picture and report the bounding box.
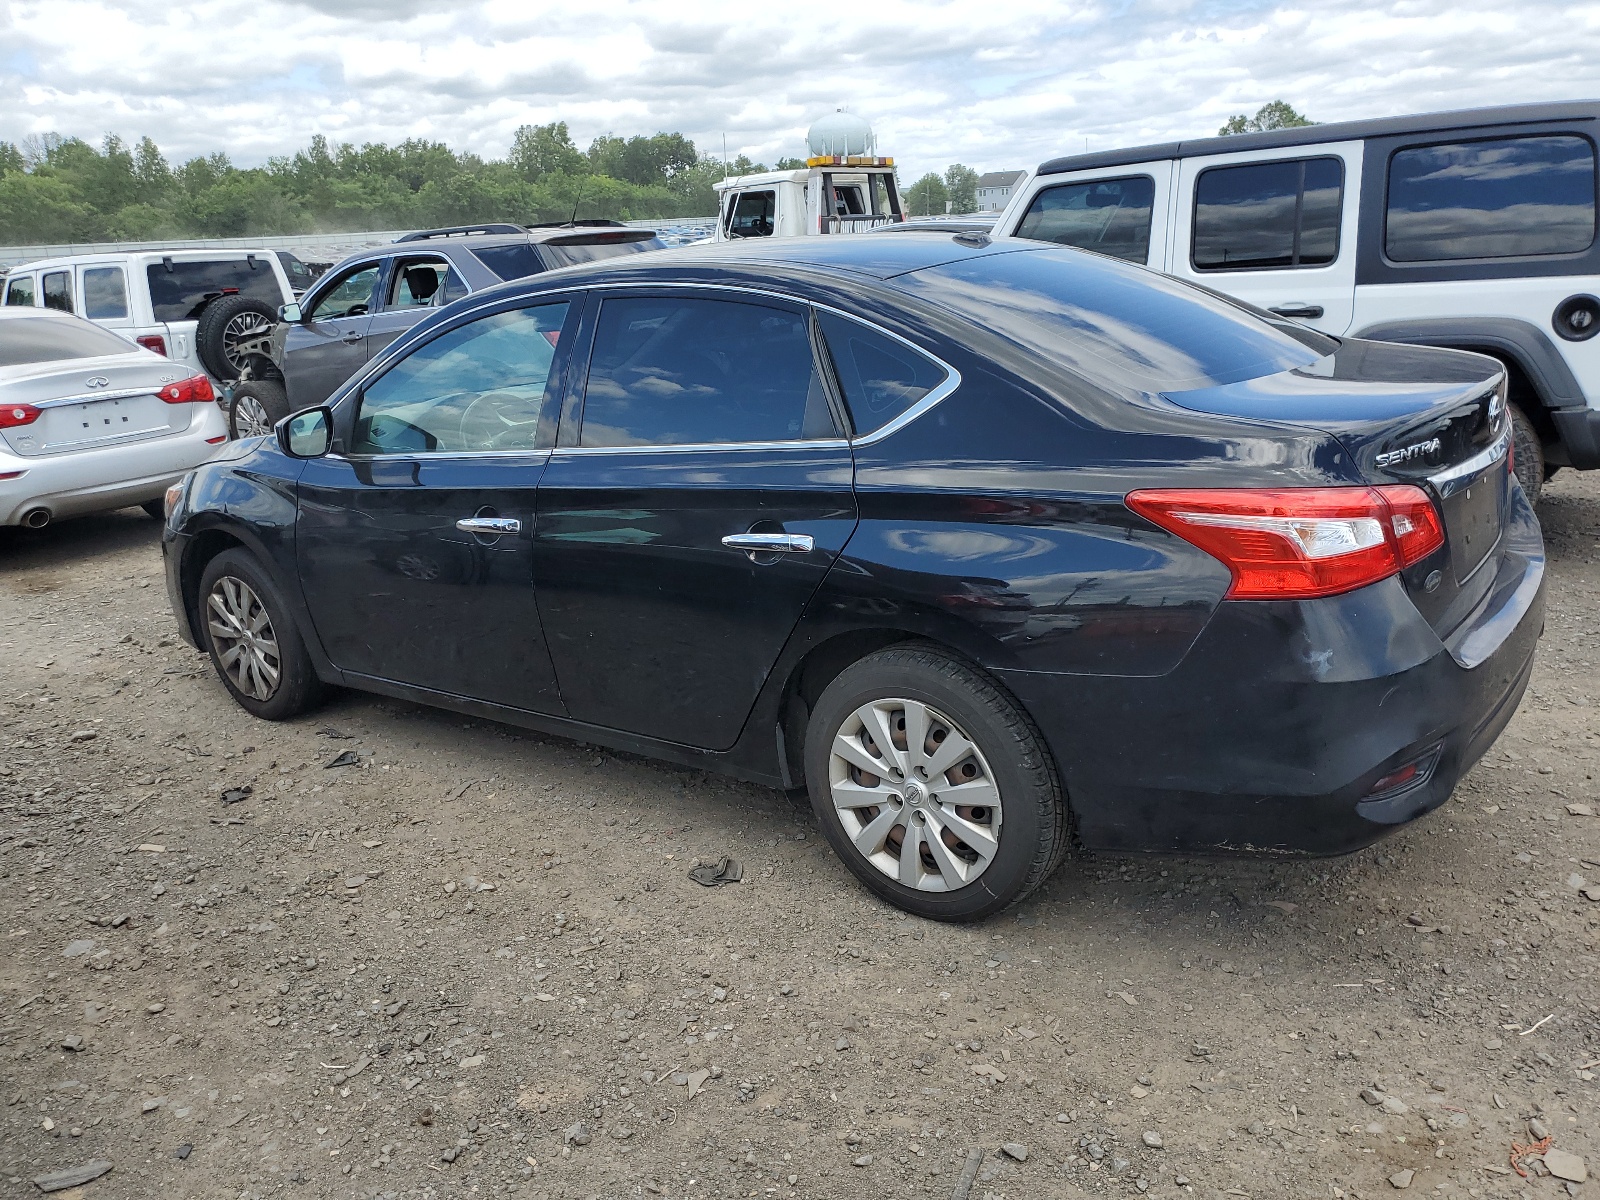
[903,781,924,806]
[85,376,110,389]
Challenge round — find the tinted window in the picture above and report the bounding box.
[816,311,946,435]
[387,259,454,310]
[471,243,544,282]
[145,258,282,322]
[82,267,129,320]
[307,265,380,321]
[1386,135,1597,261]
[275,250,315,290]
[4,276,35,307]
[1192,157,1344,271]
[42,271,73,313]
[1015,176,1156,263]
[581,296,833,447]
[726,190,776,238]
[354,303,569,455]
[898,247,1322,393]
[538,235,663,270]
[0,314,134,366]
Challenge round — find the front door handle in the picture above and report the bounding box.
[722,533,814,554]
[1268,303,1325,320]
[456,517,521,536]
[341,330,363,345]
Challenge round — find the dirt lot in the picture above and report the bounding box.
[0,474,1596,1200]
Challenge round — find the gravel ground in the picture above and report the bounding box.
[0,472,1596,1200]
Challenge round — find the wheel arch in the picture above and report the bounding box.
[176,526,250,648]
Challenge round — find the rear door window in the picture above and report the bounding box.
[42,271,74,313]
[815,311,947,436]
[579,295,833,446]
[726,190,776,238]
[1385,135,1597,261]
[82,267,130,320]
[4,275,36,306]
[146,258,283,322]
[306,265,381,321]
[1192,157,1344,270]
[1014,176,1156,263]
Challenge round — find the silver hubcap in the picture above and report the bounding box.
[828,698,1002,892]
[222,312,273,372]
[207,576,281,702]
[233,395,273,438]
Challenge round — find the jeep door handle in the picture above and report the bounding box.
[1268,304,1325,320]
[456,517,521,536]
[722,533,814,554]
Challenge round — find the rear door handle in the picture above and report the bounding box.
[456,517,521,536]
[1268,304,1325,320]
[722,533,814,554]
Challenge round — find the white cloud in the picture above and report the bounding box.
[1,0,1598,184]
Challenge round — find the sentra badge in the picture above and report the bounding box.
[1375,437,1442,468]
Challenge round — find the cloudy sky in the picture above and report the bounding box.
[4,0,1600,178]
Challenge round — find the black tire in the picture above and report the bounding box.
[803,643,1069,922]
[196,294,279,381]
[229,379,290,440]
[140,499,166,521]
[198,549,322,721]
[1510,403,1544,505]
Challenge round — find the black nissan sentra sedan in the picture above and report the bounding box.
[161,234,1544,921]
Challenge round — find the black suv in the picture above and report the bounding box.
[227,223,664,438]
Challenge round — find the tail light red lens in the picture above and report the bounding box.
[1126,486,1446,600]
[159,374,215,405]
[135,335,168,357]
[1,404,41,429]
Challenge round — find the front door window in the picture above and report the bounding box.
[726,190,776,238]
[308,265,380,321]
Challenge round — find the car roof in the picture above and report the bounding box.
[9,248,282,271]
[1035,99,1600,176]
[391,225,659,250]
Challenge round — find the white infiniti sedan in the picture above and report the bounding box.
[0,308,229,527]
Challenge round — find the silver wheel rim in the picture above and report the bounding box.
[233,395,273,438]
[828,698,1003,892]
[221,311,274,373]
[206,575,281,702]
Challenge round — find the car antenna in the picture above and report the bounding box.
[566,179,589,227]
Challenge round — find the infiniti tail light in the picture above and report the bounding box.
[1125,486,1445,600]
[135,335,168,356]
[159,374,215,405]
[0,404,41,429]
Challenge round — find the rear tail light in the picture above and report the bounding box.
[159,374,216,405]
[135,335,168,356]
[1,404,41,429]
[1126,485,1446,600]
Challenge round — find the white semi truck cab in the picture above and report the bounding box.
[713,112,906,240]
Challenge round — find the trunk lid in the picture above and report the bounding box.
[1163,338,1510,637]
[0,353,197,457]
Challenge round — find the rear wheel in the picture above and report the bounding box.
[1510,403,1543,504]
[803,644,1069,921]
[197,294,279,381]
[198,549,321,720]
[229,379,290,440]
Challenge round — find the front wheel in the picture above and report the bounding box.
[229,380,290,440]
[198,549,322,720]
[803,644,1069,921]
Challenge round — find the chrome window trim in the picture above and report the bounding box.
[331,448,554,464]
[1427,431,1510,487]
[555,438,850,457]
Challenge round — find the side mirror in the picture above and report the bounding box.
[279,302,303,324]
[278,406,333,458]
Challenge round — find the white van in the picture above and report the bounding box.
[2,249,294,388]
[993,100,1600,501]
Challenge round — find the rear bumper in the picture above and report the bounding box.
[998,486,1546,856]
[0,408,227,525]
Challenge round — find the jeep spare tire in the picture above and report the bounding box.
[196,294,278,381]
[229,379,290,440]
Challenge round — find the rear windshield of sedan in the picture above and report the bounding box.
[0,316,135,366]
[896,247,1326,393]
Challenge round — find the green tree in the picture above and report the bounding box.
[132,136,172,205]
[944,164,979,213]
[905,172,949,217]
[510,121,587,183]
[0,142,24,177]
[1219,101,1315,136]
[773,156,808,171]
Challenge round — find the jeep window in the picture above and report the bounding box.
[387,259,458,310]
[726,190,776,238]
[1385,135,1598,261]
[307,265,381,322]
[42,271,74,313]
[4,275,35,306]
[470,243,545,282]
[0,313,135,366]
[82,267,130,320]
[146,258,283,322]
[1192,157,1344,271]
[1015,175,1156,263]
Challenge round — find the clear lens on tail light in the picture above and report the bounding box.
[159,374,216,404]
[0,404,41,429]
